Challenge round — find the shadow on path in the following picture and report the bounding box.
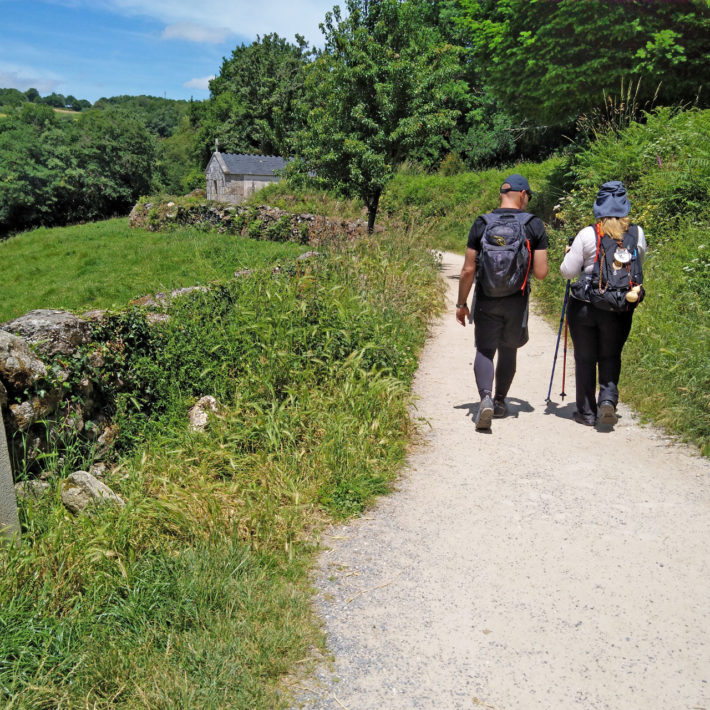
[455,397,534,424]
[544,400,625,434]
[543,400,576,420]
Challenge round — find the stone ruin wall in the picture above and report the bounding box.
[0,310,110,479]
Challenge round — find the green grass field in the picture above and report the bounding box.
[380,157,568,252]
[0,218,308,322]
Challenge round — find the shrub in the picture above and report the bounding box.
[554,108,710,237]
[439,152,465,176]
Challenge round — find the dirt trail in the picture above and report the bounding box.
[294,252,710,710]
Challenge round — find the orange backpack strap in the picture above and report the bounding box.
[593,223,603,262]
[521,238,532,292]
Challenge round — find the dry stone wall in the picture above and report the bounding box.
[0,310,110,474]
[129,196,374,244]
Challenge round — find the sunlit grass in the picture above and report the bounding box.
[0,217,308,321]
[380,156,567,252]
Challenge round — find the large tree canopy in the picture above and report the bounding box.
[294,0,466,231]
[455,0,710,126]
[194,33,311,163]
[93,95,189,138]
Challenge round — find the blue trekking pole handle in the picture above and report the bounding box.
[546,279,571,402]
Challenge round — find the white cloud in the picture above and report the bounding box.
[0,67,61,94]
[95,0,334,45]
[184,75,215,90]
[162,22,230,43]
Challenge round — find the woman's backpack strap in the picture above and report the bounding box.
[623,224,639,250]
[593,223,604,262]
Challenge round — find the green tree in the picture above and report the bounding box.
[0,105,157,235]
[454,0,710,126]
[42,92,67,108]
[93,95,189,138]
[63,109,158,220]
[0,105,62,234]
[294,0,465,231]
[64,95,86,111]
[157,114,203,194]
[194,33,311,163]
[24,87,40,103]
[0,88,26,108]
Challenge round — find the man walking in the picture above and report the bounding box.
[455,174,549,430]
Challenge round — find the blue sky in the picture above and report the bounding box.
[0,0,336,103]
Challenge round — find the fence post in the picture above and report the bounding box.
[0,408,20,545]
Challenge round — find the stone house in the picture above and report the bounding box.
[205,149,289,204]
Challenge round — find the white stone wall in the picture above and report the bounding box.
[205,155,281,204]
[205,158,224,201]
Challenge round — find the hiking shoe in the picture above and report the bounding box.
[475,395,494,430]
[493,397,507,418]
[598,401,618,426]
[572,411,596,427]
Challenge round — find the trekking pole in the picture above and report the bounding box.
[560,312,569,400]
[545,279,571,403]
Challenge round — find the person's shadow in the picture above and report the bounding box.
[455,397,534,430]
[543,399,577,420]
[544,399,622,432]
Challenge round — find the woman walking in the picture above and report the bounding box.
[560,181,647,426]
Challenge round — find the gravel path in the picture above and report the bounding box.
[293,251,710,710]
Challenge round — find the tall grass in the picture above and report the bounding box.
[379,157,568,252]
[246,181,364,220]
[0,218,307,322]
[1,225,443,707]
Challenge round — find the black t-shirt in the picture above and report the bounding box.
[467,207,548,252]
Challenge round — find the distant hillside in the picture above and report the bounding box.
[0,88,191,139]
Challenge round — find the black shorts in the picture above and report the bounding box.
[473,291,529,350]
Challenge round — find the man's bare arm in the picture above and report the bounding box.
[532,249,549,280]
[456,248,477,326]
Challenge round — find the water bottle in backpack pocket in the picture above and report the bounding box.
[477,212,534,298]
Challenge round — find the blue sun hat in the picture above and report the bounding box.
[593,180,631,219]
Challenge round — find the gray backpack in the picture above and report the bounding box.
[478,212,534,297]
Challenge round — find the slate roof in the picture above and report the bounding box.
[216,153,289,176]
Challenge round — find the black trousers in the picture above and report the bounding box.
[567,298,633,418]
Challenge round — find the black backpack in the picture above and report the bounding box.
[588,223,645,312]
[477,212,534,297]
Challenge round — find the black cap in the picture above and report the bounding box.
[501,173,535,195]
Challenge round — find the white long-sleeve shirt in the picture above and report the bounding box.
[560,225,647,280]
